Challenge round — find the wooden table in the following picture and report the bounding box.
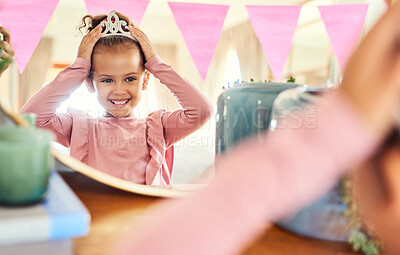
[61,171,365,255]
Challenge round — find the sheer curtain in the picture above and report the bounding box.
[19,37,53,109]
[206,20,271,104]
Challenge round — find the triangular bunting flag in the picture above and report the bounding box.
[84,0,150,26]
[384,0,389,9]
[246,5,301,82]
[319,4,369,71]
[169,2,229,81]
[0,0,59,73]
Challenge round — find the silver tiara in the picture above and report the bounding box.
[100,12,136,41]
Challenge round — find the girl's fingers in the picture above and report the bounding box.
[82,26,101,43]
[81,26,101,49]
[0,26,11,43]
[89,25,102,37]
[129,26,157,61]
[77,25,102,62]
[135,30,149,41]
[88,29,102,45]
[1,50,13,60]
[131,28,152,47]
[85,26,102,43]
[88,24,102,34]
[339,1,400,137]
[0,41,14,58]
[353,1,400,77]
[129,28,138,40]
[130,27,144,38]
[4,43,14,56]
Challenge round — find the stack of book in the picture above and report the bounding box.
[0,171,90,255]
[0,96,90,254]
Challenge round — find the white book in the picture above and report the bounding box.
[0,239,72,255]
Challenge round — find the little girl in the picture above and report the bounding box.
[114,2,400,254]
[20,11,213,185]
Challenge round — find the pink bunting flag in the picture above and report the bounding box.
[84,0,150,25]
[169,2,229,81]
[383,0,389,9]
[246,5,301,82]
[319,4,369,71]
[0,0,59,73]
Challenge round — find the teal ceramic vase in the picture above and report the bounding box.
[0,127,54,205]
[215,82,301,154]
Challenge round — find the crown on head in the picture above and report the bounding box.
[100,12,136,41]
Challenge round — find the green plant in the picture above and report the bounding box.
[349,230,380,255]
[342,178,381,255]
[236,77,293,85]
[287,76,296,83]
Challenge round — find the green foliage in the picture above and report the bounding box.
[247,77,295,83]
[342,178,381,255]
[0,58,12,74]
[287,76,296,83]
[349,230,380,255]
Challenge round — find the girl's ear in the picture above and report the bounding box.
[142,70,150,90]
[85,76,96,93]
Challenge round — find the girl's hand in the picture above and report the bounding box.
[0,26,15,75]
[345,2,400,252]
[130,26,157,61]
[339,1,400,138]
[77,25,102,62]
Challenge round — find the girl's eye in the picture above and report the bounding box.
[125,77,136,82]
[101,78,113,83]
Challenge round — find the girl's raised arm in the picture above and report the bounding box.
[131,27,213,147]
[20,27,101,146]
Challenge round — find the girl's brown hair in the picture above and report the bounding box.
[78,11,146,73]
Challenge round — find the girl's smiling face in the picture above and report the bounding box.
[87,46,148,118]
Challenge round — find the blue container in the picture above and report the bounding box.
[271,87,349,242]
[278,183,349,242]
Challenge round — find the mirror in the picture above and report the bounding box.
[0,0,386,192]
[0,98,203,197]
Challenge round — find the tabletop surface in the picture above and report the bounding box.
[60,171,367,255]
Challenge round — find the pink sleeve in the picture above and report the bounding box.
[20,58,91,147]
[145,56,213,147]
[114,91,379,255]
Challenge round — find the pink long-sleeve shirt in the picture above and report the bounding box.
[114,92,379,255]
[20,56,213,185]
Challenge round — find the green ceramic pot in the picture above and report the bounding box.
[0,127,53,205]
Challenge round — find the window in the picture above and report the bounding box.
[56,84,104,117]
[223,50,242,88]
